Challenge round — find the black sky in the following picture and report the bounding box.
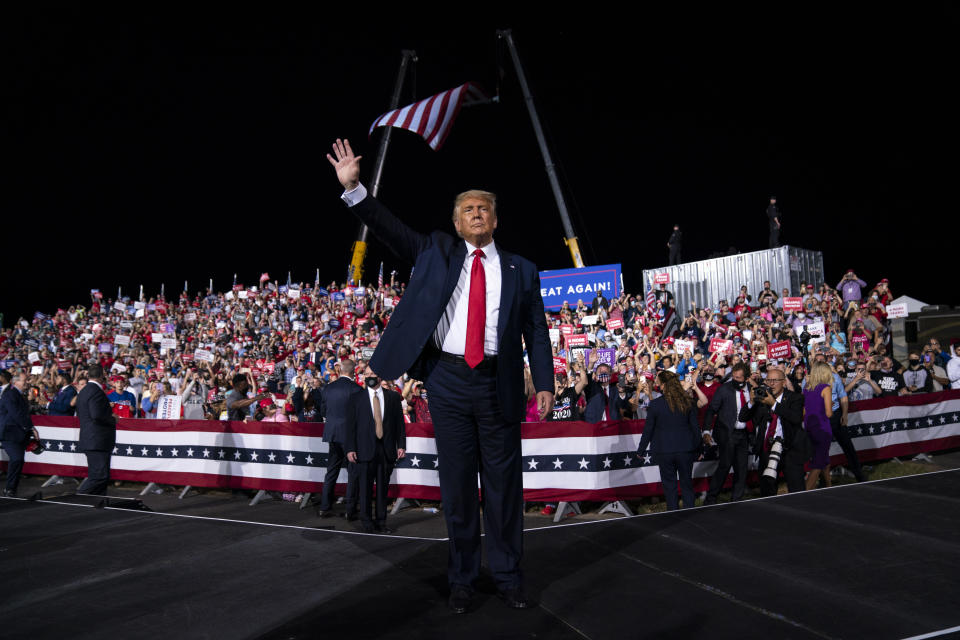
[7,8,958,321]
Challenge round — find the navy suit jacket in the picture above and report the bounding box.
[48,385,78,416]
[345,388,406,463]
[703,382,746,437]
[76,382,117,452]
[636,396,701,456]
[321,377,363,444]
[739,389,811,461]
[583,380,626,423]
[347,194,553,423]
[0,386,33,444]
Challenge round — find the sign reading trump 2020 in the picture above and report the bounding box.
[538,264,622,311]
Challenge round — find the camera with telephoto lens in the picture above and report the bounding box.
[762,437,783,479]
[755,382,773,399]
[799,328,811,346]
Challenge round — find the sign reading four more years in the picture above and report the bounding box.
[538,263,622,311]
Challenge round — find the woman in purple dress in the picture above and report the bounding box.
[804,363,835,490]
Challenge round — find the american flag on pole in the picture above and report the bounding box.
[645,284,656,314]
[377,262,384,289]
[368,82,489,151]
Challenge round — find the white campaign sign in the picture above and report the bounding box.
[885,303,908,319]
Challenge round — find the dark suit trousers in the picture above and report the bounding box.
[830,412,864,481]
[668,247,681,266]
[319,442,358,513]
[2,440,26,493]
[77,451,111,495]
[427,359,523,591]
[657,451,695,510]
[706,429,750,502]
[358,440,393,526]
[769,227,780,248]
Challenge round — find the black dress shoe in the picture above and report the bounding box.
[374,524,394,534]
[359,522,376,534]
[316,509,334,518]
[448,586,472,614]
[2,490,15,498]
[498,587,530,609]
[340,512,358,522]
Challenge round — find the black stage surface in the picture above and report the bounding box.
[2,471,959,640]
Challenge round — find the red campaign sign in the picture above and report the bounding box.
[654,272,670,284]
[606,318,624,330]
[708,338,735,355]
[767,340,792,360]
[566,334,589,347]
[157,361,165,372]
[264,362,276,374]
[553,357,567,374]
[783,297,803,312]
[560,324,574,336]
[181,353,194,362]
[251,367,262,376]
[58,359,71,370]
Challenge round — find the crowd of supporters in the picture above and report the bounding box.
[2,269,959,433]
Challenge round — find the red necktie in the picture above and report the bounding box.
[764,412,778,452]
[464,249,486,368]
[739,390,754,432]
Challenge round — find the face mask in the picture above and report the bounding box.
[703,373,715,381]
[596,372,611,383]
[909,359,920,368]
[733,379,746,390]
[797,313,805,319]
[365,376,380,388]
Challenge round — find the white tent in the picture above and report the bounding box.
[888,295,928,314]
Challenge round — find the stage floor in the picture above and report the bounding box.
[2,471,959,639]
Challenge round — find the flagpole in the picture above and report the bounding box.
[497,29,585,269]
[349,48,417,284]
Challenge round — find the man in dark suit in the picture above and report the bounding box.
[667,224,682,265]
[590,292,609,314]
[47,372,78,416]
[345,376,405,533]
[739,368,810,495]
[317,358,363,519]
[76,364,117,495]
[582,361,625,423]
[702,362,753,504]
[0,371,40,496]
[328,139,554,613]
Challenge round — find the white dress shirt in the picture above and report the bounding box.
[770,392,784,440]
[368,386,384,436]
[734,385,751,430]
[438,239,501,357]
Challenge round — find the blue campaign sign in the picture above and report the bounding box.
[538,263,622,311]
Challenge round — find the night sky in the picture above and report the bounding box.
[7,8,958,322]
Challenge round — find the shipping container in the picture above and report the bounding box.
[642,245,825,313]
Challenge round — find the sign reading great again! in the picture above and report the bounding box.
[538,264,622,311]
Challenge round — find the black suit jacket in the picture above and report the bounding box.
[320,377,363,444]
[637,396,701,456]
[346,194,553,424]
[703,382,747,437]
[345,388,406,463]
[583,380,625,423]
[739,389,811,460]
[0,386,33,444]
[76,382,117,452]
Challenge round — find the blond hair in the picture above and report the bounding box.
[452,189,497,228]
[805,362,835,391]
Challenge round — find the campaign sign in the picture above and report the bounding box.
[596,348,616,367]
[581,315,599,325]
[354,287,365,296]
[549,328,560,345]
[194,349,214,363]
[606,318,624,330]
[184,313,197,322]
[767,340,792,360]
[674,339,696,355]
[134,301,146,310]
[783,297,803,312]
[114,301,127,312]
[553,357,567,374]
[292,321,305,331]
[264,362,276,375]
[160,338,177,351]
[885,303,908,319]
[157,395,181,420]
[805,321,826,344]
[566,334,589,347]
[58,359,71,371]
[31,365,44,375]
[161,323,175,334]
[151,333,164,343]
[331,291,345,301]
[287,289,301,299]
[98,343,113,353]
[383,297,394,308]
[114,335,131,347]
[560,324,574,336]
[653,272,670,285]
[538,263,622,311]
[361,347,376,360]
[28,351,40,363]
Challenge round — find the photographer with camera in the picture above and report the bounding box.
[739,367,808,496]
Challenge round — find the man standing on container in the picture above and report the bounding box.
[767,196,781,248]
[327,139,554,614]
